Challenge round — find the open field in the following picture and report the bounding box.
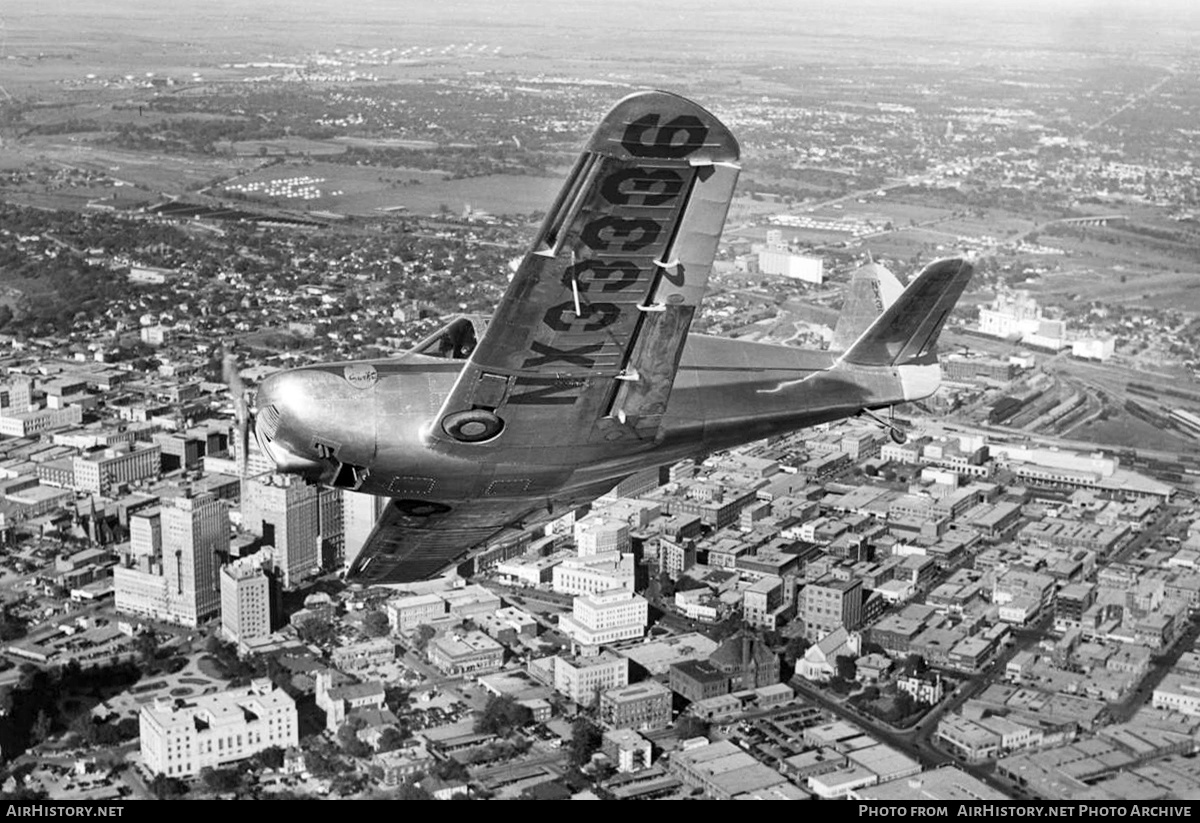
[1071,416,1191,453]
[17,140,255,193]
[1031,266,1200,313]
[228,137,348,157]
[214,160,561,216]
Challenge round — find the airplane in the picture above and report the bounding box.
[248,90,974,585]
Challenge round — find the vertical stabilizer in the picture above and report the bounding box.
[839,257,974,368]
[831,262,905,352]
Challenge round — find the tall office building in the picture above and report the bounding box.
[114,491,229,627]
[319,486,344,569]
[220,552,273,647]
[342,490,386,572]
[162,492,228,625]
[799,575,864,642]
[242,475,341,588]
[0,375,33,413]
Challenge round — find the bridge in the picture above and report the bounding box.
[1050,214,1127,228]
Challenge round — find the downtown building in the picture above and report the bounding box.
[552,551,635,596]
[220,550,279,649]
[139,679,297,777]
[598,680,672,731]
[0,405,83,438]
[73,442,161,496]
[799,575,864,642]
[343,490,387,572]
[242,474,342,588]
[114,491,229,627]
[558,588,648,647]
[531,650,630,707]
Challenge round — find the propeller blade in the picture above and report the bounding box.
[222,349,251,478]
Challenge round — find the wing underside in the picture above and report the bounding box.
[347,498,531,583]
[434,90,740,450]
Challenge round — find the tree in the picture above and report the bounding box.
[568,717,603,768]
[200,766,242,793]
[475,695,533,736]
[135,630,160,665]
[783,635,811,665]
[254,745,286,770]
[433,758,469,781]
[337,718,371,758]
[150,774,188,800]
[412,624,437,651]
[296,616,337,646]
[904,653,927,676]
[330,772,367,797]
[70,713,97,746]
[0,607,26,642]
[384,686,410,713]
[395,780,433,800]
[835,655,857,682]
[31,710,52,744]
[893,688,916,720]
[94,722,122,746]
[362,610,390,638]
[304,749,337,778]
[657,571,676,599]
[376,726,408,753]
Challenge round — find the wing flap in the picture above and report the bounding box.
[607,162,740,431]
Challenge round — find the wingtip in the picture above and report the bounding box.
[588,89,739,164]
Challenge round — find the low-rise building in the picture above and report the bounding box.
[539,651,629,707]
[601,728,652,773]
[1152,672,1200,716]
[668,739,791,800]
[598,680,672,732]
[331,638,396,672]
[386,593,447,634]
[552,551,635,596]
[669,659,731,704]
[427,630,504,677]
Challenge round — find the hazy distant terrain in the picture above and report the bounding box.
[6,0,1200,79]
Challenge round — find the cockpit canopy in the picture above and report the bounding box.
[410,315,490,360]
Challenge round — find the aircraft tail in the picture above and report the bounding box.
[831,262,906,353]
[837,257,974,368]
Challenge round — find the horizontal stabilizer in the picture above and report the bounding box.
[839,257,974,368]
[831,262,905,353]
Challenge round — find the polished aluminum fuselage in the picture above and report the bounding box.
[255,331,911,523]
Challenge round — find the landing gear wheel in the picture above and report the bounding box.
[889,428,908,445]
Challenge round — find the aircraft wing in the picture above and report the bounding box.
[346,497,532,583]
[433,91,740,451]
